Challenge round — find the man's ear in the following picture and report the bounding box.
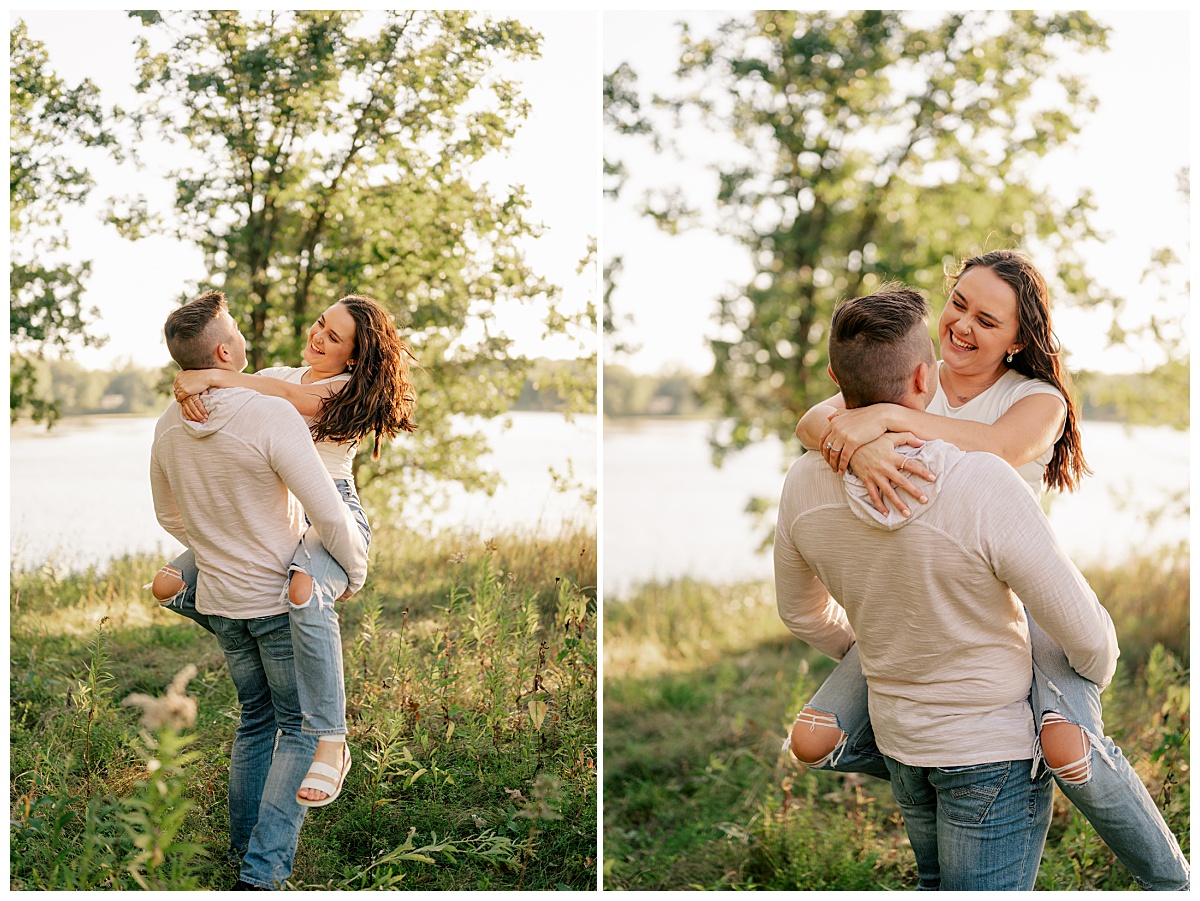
[214,342,233,364]
[827,363,839,386]
[914,360,933,397]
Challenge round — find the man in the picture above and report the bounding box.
[150,291,368,890]
[773,286,1118,890]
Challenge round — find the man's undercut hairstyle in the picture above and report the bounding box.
[164,291,229,370]
[828,284,933,409]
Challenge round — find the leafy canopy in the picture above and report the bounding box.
[10,19,118,424]
[124,10,593,507]
[634,11,1111,459]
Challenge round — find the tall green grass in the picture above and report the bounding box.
[604,551,1189,890]
[10,522,597,890]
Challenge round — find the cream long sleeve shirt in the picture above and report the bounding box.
[150,386,368,619]
[774,439,1118,768]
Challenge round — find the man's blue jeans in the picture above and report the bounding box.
[208,613,319,890]
[884,756,1052,890]
[796,626,1190,889]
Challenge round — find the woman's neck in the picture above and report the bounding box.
[303,362,347,384]
[940,361,1007,404]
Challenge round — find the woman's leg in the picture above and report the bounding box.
[288,480,370,802]
[149,549,215,634]
[1028,612,1189,890]
[786,643,891,781]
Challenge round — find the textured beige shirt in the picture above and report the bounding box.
[150,387,368,619]
[774,440,1118,767]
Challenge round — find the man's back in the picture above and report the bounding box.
[775,439,1117,768]
[150,387,348,618]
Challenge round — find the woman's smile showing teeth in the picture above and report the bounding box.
[950,333,976,351]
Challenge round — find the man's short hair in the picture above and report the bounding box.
[165,291,229,370]
[828,284,933,408]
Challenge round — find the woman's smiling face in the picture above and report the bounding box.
[938,265,1022,375]
[302,302,358,374]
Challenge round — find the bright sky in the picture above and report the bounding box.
[13,10,599,370]
[603,10,1191,376]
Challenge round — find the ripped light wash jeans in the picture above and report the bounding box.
[791,611,1190,890]
[285,478,371,736]
[159,478,371,738]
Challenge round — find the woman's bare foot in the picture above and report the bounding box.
[297,739,348,803]
[151,566,185,602]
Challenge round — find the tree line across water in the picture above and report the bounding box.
[603,362,1188,430]
[15,356,592,424]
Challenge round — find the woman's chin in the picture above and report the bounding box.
[940,343,973,365]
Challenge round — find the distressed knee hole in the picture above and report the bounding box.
[288,571,314,608]
[1041,712,1091,784]
[151,566,184,602]
[790,706,845,766]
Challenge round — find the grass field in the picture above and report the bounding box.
[603,546,1190,891]
[10,522,597,891]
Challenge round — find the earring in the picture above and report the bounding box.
[1006,352,1014,364]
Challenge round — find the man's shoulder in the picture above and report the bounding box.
[231,390,302,417]
[202,390,308,446]
[953,447,1025,479]
[785,450,838,485]
[939,448,1040,509]
[151,402,183,440]
[780,451,844,518]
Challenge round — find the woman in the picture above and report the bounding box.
[788,250,1188,889]
[152,294,417,808]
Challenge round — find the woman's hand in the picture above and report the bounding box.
[179,392,209,423]
[846,433,937,518]
[819,406,894,473]
[174,369,221,402]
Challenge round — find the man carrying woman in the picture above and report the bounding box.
[773,284,1121,890]
[150,291,368,889]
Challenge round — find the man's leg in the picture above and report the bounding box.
[883,758,942,890]
[236,614,319,889]
[208,615,283,863]
[787,643,891,781]
[929,758,1053,891]
[1028,613,1190,890]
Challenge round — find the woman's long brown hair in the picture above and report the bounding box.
[309,294,418,459]
[951,250,1090,492]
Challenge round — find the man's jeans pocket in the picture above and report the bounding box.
[932,760,1013,825]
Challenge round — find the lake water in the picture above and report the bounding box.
[9,413,1190,591]
[9,411,597,572]
[603,418,1190,599]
